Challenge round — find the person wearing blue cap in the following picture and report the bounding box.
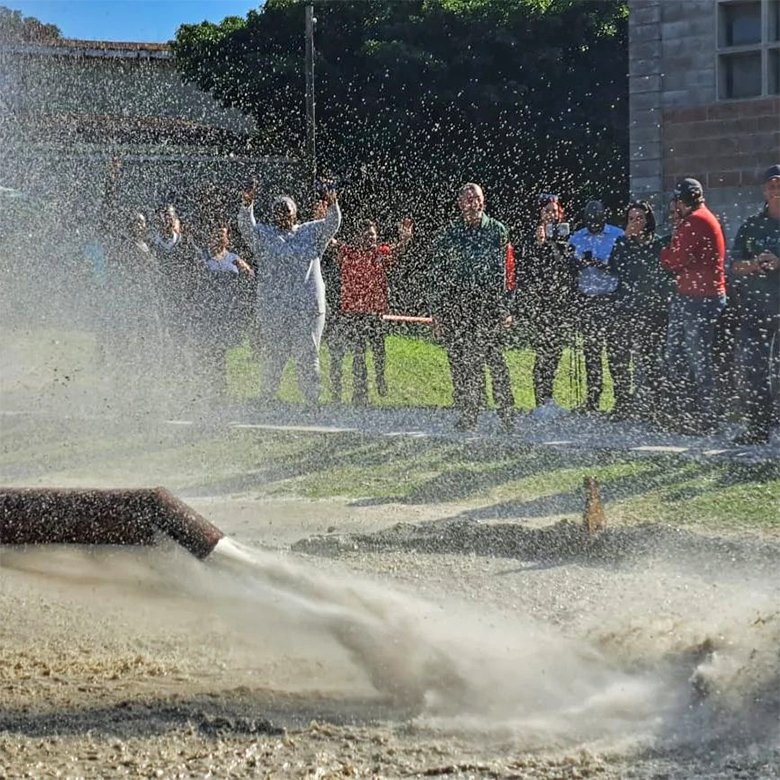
[730,165,780,445]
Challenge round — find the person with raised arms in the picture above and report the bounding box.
[238,181,341,408]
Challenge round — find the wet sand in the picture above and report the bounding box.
[2,496,779,778]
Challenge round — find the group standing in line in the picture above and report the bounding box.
[95,160,780,445]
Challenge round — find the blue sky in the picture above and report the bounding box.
[6,0,263,42]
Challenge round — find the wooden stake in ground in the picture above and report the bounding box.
[583,476,606,537]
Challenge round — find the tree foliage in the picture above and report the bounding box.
[173,0,628,230]
[0,5,61,42]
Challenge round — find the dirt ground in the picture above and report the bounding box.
[2,491,780,779]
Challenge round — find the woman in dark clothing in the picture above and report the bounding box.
[608,201,673,421]
[193,222,255,401]
[519,193,577,416]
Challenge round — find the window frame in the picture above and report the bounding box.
[716,0,780,100]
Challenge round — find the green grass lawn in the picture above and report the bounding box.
[2,327,776,536]
[1,413,777,535]
[228,332,614,411]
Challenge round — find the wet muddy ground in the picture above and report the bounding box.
[2,496,779,779]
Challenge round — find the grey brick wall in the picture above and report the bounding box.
[628,0,775,242]
[628,0,663,207]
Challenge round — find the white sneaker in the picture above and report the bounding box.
[531,400,568,421]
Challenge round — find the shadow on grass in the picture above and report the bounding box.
[183,431,780,532]
[2,414,777,531]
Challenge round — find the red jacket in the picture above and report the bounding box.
[338,243,393,314]
[660,205,726,297]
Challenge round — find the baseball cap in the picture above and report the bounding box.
[673,178,704,205]
[763,164,780,182]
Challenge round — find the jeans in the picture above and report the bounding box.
[665,294,726,427]
[739,308,779,435]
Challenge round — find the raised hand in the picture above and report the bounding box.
[398,217,414,244]
[241,179,258,207]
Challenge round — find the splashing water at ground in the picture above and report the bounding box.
[3,509,779,780]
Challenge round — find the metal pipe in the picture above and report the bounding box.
[0,487,224,559]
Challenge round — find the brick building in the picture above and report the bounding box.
[629,0,779,240]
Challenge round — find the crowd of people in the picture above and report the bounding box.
[93,162,780,446]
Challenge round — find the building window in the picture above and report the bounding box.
[718,0,780,98]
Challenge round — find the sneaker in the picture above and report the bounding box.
[497,408,515,433]
[531,400,568,421]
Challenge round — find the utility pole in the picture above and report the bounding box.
[304,4,316,186]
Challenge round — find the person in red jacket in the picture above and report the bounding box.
[660,178,727,434]
[336,217,413,404]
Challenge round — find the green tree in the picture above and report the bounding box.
[173,0,628,235]
[0,5,61,42]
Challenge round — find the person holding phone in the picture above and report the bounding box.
[518,193,576,419]
[729,164,780,445]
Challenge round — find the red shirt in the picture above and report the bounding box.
[338,243,393,314]
[660,205,726,297]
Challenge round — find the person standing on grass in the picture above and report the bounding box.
[149,203,201,369]
[238,182,341,408]
[192,221,254,401]
[334,217,413,405]
[729,164,780,445]
[429,183,516,433]
[660,177,727,435]
[608,201,673,422]
[518,193,576,420]
[568,199,624,415]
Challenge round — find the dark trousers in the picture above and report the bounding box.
[529,308,570,405]
[611,306,668,418]
[325,311,347,400]
[443,318,514,420]
[341,313,386,403]
[577,294,620,410]
[739,310,778,436]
